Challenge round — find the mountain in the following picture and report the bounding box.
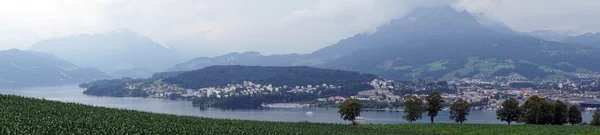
[109,68,155,78]
[0,49,109,88]
[30,29,182,78]
[170,6,600,81]
[525,31,600,48]
[319,33,600,80]
[170,52,305,71]
[563,32,600,48]
[170,6,504,72]
[311,6,502,60]
[525,30,577,42]
[317,6,600,80]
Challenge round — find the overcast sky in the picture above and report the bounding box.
[1,0,599,56]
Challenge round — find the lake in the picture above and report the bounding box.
[1,85,595,124]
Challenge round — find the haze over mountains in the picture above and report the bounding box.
[317,6,600,80]
[526,30,600,48]
[171,6,600,81]
[563,33,600,48]
[4,5,600,89]
[169,52,305,71]
[30,29,183,78]
[0,49,109,88]
[525,30,578,42]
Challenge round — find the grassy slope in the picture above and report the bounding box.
[1,94,599,135]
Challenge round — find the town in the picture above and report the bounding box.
[123,72,600,110]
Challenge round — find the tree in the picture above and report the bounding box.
[425,90,444,123]
[520,95,553,125]
[568,104,583,125]
[338,98,363,125]
[551,100,568,125]
[403,95,423,123]
[591,112,600,126]
[496,97,521,124]
[449,98,470,124]
[168,93,182,100]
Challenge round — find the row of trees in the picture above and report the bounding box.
[339,90,600,125]
[403,90,469,123]
[339,90,469,124]
[496,96,583,125]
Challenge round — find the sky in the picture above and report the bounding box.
[1,0,599,56]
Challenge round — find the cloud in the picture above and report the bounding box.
[0,0,113,50]
[228,0,419,54]
[1,0,600,56]
[456,0,600,34]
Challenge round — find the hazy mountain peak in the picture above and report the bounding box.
[563,32,600,47]
[0,49,109,88]
[7,48,21,52]
[240,51,261,56]
[217,51,262,58]
[30,29,183,77]
[405,5,465,19]
[473,13,514,34]
[114,28,136,34]
[580,32,600,37]
[312,5,494,58]
[169,50,305,71]
[4,49,61,62]
[402,5,479,24]
[525,29,578,42]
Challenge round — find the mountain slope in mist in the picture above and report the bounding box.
[317,6,600,80]
[30,29,182,78]
[170,52,308,71]
[563,32,600,48]
[0,49,109,88]
[171,6,600,81]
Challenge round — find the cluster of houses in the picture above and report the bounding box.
[126,81,342,99]
[124,75,600,110]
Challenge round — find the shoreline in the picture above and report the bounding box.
[4,94,600,135]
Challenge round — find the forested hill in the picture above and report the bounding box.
[164,65,379,89]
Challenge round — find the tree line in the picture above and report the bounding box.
[165,65,379,89]
[495,95,584,125]
[80,78,151,97]
[338,90,600,126]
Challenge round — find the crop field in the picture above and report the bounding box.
[1,94,600,135]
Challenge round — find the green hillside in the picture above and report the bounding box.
[2,94,599,135]
[313,6,600,81]
[321,34,600,80]
[165,65,378,89]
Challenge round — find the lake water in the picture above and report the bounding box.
[1,85,595,124]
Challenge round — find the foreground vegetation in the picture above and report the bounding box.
[1,94,600,135]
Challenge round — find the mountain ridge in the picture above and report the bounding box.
[30,29,183,78]
[0,49,109,88]
[563,32,600,48]
[169,5,600,81]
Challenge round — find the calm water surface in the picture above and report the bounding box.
[1,85,594,124]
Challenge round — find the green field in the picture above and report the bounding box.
[1,94,599,135]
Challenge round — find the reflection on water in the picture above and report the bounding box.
[0,85,594,124]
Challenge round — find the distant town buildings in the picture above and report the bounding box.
[123,72,600,110]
